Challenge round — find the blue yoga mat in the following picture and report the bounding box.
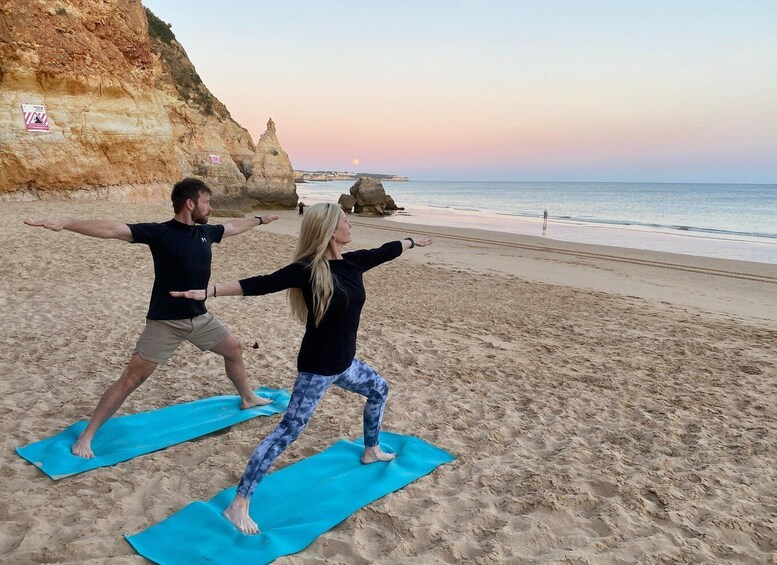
[16,387,290,480]
[126,432,454,564]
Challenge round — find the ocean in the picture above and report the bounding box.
[296,181,777,264]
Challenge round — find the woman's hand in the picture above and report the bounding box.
[402,236,433,251]
[412,236,433,247]
[170,289,207,301]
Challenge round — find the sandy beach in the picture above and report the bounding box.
[1,200,775,563]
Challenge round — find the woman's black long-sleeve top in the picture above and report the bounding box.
[239,241,403,376]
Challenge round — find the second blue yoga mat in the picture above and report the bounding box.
[126,432,454,564]
[16,387,290,480]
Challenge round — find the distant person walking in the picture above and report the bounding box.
[171,202,433,534]
[543,209,548,230]
[24,177,278,459]
[298,201,305,217]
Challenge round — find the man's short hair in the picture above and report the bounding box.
[171,178,212,213]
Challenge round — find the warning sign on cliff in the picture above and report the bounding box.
[22,104,50,132]
[209,154,222,164]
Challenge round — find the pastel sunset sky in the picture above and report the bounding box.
[142,1,777,183]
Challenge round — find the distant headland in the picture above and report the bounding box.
[295,170,408,182]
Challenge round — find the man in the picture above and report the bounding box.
[25,177,279,458]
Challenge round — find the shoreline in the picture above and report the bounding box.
[263,208,777,327]
[387,203,777,264]
[296,185,777,265]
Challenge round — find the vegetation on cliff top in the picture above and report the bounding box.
[144,7,175,45]
[144,7,222,118]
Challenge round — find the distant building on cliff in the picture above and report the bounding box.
[294,170,408,183]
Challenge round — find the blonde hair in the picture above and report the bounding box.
[288,202,343,326]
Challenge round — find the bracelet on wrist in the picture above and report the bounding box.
[405,237,415,249]
[254,216,263,225]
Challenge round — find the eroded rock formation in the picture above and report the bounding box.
[245,118,298,208]
[349,178,399,216]
[338,193,356,213]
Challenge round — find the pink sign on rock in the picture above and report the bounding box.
[22,104,49,132]
[209,154,222,164]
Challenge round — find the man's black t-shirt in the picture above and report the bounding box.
[128,220,225,320]
[239,241,403,375]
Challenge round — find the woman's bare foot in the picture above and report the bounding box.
[361,446,396,464]
[241,393,272,410]
[71,435,95,459]
[223,495,259,534]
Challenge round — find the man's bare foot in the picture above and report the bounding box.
[223,495,259,534]
[71,436,95,459]
[361,446,396,464]
[241,393,272,410]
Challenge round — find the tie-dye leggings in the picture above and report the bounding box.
[236,358,390,499]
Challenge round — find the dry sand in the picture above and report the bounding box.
[1,201,775,563]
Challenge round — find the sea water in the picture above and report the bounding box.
[296,181,777,264]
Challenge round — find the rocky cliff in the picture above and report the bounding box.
[0,0,293,204]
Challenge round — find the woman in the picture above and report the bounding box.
[171,202,432,534]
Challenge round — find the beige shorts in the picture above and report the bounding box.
[134,313,230,364]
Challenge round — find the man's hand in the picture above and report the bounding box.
[256,214,280,225]
[24,219,132,241]
[223,215,281,237]
[24,219,67,231]
[170,289,207,301]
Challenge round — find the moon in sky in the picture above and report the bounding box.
[352,158,359,167]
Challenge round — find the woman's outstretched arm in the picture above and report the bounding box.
[171,262,307,301]
[170,280,244,301]
[349,237,435,273]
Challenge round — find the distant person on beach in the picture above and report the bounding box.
[24,177,279,459]
[543,209,548,230]
[298,201,305,217]
[171,202,433,534]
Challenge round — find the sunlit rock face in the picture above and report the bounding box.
[0,0,266,201]
[245,118,298,208]
[349,178,399,216]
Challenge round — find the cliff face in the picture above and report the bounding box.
[0,0,288,201]
[145,8,255,197]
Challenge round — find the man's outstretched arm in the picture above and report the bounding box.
[24,219,133,241]
[222,214,280,238]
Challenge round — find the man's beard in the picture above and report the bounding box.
[192,209,209,224]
